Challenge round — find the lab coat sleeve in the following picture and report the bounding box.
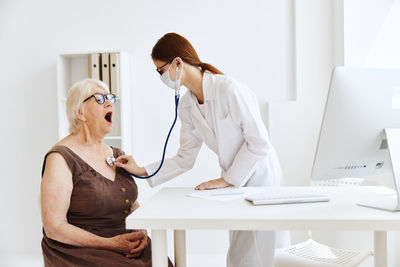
[223,85,271,187]
[144,105,203,187]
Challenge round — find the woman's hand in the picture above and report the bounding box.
[125,230,148,258]
[195,177,232,190]
[108,232,144,255]
[114,155,147,176]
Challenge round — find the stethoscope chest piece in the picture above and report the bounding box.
[106,156,116,166]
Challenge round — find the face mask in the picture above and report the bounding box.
[160,60,182,95]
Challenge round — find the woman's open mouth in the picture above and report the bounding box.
[105,112,113,123]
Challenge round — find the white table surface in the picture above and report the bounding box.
[127,186,400,230]
[126,186,400,267]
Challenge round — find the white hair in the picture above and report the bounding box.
[66,78,110,134]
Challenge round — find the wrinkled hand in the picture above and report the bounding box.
[114,155,147,176]
[109,232,144,255]
[125,230,148,258]
[195,177,232,190]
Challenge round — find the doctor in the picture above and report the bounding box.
[116,32,289,267]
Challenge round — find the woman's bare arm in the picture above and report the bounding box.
[41,152,141,254]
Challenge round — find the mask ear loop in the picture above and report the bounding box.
[175,61,182,97]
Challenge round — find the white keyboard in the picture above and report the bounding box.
[245,192,330,205]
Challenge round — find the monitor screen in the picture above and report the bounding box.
[311,67,400,186]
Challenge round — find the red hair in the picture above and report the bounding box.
[151,33,223,75]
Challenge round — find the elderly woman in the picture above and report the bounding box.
[40,79,173,266]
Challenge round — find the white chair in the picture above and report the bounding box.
[273,178,373,267]
[274,238,373,267]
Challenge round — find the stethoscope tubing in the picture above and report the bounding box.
[128,94,180,179]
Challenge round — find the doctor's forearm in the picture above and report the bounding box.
[137,167,148,176]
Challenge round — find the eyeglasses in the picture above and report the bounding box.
[156,60,172,75]
[83,93,116,104]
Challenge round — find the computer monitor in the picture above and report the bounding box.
[311,67,400,211]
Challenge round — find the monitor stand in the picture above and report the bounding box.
[357,128,400,212]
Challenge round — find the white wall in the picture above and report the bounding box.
[268,0,339,185]
[0,0,295,263]
[344,0,400,68]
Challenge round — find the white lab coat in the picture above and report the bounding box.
[145,72,290,267]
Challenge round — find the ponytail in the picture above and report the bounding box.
[199,62,223,75]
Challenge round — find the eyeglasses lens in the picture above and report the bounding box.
[106,94,116,103]
[94,94,105,104]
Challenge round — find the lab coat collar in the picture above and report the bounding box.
[189,92,214,135]
[202,71,217,101]
[188,72,218,151]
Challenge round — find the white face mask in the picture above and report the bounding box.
[160,60,182,95]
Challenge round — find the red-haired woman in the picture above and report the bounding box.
[116,33,290,267]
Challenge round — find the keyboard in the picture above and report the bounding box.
[245,192,330,205]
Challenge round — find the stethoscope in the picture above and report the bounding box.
[106,64,181,179]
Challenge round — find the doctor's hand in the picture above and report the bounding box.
[114,155,148,176]
[195,177,232,190]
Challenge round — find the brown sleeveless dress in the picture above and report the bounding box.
[41,145,173,267]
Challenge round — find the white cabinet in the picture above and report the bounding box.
[56,51,132,153]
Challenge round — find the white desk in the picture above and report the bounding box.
[126,186,400,267]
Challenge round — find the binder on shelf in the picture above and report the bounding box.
[88,53,100,80]
[110,53,120,97]
[101,53,110,88]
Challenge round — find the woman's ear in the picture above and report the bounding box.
[175,57,183,70]
[76,106,86,122]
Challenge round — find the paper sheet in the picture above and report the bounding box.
[186,188,249,202]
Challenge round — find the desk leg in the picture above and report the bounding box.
[174,230,186,267]
[374,231,387,267]
[152,230,168,267]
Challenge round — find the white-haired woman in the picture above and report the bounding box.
[40,79,173,267]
